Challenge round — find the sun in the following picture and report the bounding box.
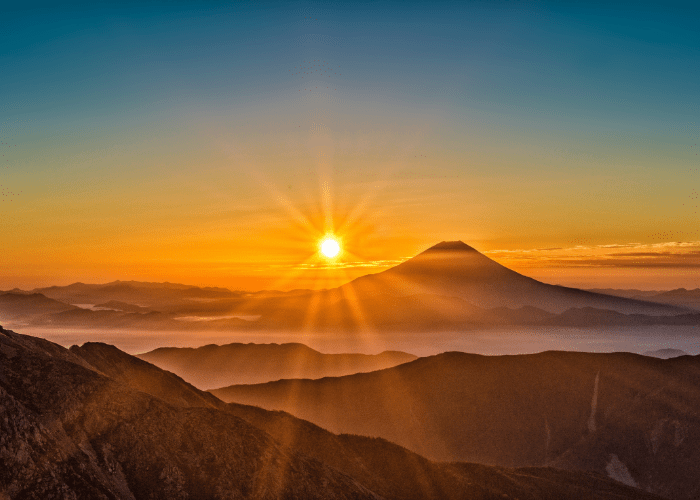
[320,237,341,258]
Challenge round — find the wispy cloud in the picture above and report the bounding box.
[485,241,700,269]
[293,258,408,271]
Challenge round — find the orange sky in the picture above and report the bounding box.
[2,4,700,292]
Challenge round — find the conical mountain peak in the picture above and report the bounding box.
[423,241,479,253]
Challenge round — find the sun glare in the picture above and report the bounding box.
[320,237,341,258]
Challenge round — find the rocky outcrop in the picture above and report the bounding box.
[0,326,380,499]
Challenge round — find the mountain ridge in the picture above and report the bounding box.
[137,343,417,389]
[211,349,700,499]
[0,325,663,499]
[340,240,685,315]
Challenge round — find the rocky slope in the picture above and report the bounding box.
[213,350,700,499]
[0,326,381,499]
[1,326,664,499]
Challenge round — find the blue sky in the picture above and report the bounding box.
[2,1,700,289]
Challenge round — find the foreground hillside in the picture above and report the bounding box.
[212,350,700,500]
[1,326,663,499]
[0,327,377,499]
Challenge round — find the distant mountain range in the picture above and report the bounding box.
[1,241,696,333]
[1,325,662,499]
[588,287,700,310]
[138,343,417,389]
[643,348,689,359]
[211,349,700,500]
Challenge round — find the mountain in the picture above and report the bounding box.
[643,348,689,359]
[94,300,154,313]
[4,290,698,334]
[648,288,700,310]
[0,326,379,499]
[587,288,662,299]
[2,243,691,333]
[0,327,662,499]
[336,241,684,315]
[137,343,417,389]
[588,288,700,311]
[32,280,243,308]
[212,350,700,500]
[0,292,77,320]
[66,332,666,500]
[194,241,688,332]
[223,404,663,500]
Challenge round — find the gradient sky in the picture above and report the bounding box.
[2,1,700,290]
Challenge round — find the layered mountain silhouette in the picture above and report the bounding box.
[212,349,700,500]
[1,326,662,499]
[1,242,693,333]
[589,287,700,311]
[34,280,240,307]
[138,343,417,389]
[0,292,77,320]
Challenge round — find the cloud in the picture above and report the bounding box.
[485,241,700,269]
[293,258,408,271]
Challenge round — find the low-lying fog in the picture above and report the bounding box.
[14,325,700,357]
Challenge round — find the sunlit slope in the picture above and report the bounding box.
[212,350,700,500]
[36,328,661,500]
[0,327,376,499]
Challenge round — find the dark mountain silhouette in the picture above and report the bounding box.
[0,327,661,499]
[71,342,225,409]
[212,350,700,500]
[588,287,700,311]
[649,288,700,310]
[4,242,699,339]
[0,291,257,331]
[335,241,684,315]
[138,343,417,389]
[2,288,699,335]
[0,291,77,320]
[32,280,243,308]
[587,288,662,299]
[643,348,689,359]
[2,244,692,332]
[192,241,687,331]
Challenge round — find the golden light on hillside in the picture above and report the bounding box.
[320,237,341,258]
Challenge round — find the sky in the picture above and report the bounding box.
[1,1,700,291]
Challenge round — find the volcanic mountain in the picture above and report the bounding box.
[1,242,688,333]
[336,241,683,315]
